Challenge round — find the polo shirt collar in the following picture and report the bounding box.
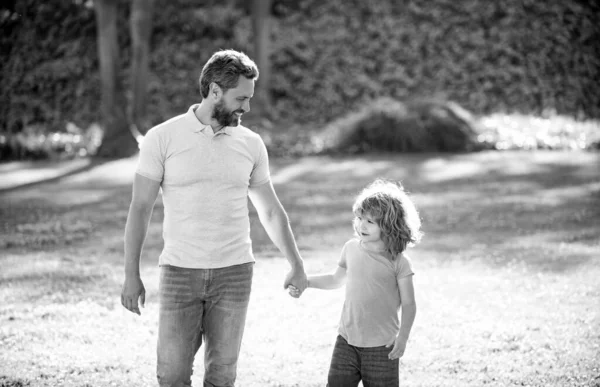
[187,104,232,136]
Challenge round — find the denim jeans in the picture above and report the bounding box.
[327,335,399,387]
[156,262,254,387]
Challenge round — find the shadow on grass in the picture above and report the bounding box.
[253,151,600,273]
[0,157,112,194]
[1,151,598,274]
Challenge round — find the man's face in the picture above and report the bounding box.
[212,76,254,128]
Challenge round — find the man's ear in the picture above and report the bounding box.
[209,82,222,100]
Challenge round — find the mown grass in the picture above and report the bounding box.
[1,150,599,387]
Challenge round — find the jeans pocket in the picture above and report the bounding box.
[159,265,194,306]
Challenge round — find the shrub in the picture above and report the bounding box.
[315,97,482,154]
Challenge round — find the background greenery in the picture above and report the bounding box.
[2,0,599,138]
[1,2,599,385]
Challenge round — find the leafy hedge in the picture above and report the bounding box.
[1,0,100,133]
[1,0,599,147]
[270,0,600,125]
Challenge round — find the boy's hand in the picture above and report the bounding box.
[386,335,407,360]
[287,285,302,298]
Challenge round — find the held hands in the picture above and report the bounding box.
[288,285,301,298]
[121,276,146,315]
[386,335,408,360]
[283,265,308,298]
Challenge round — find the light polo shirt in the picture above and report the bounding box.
[337,238,414,347]
[136,104,271,268]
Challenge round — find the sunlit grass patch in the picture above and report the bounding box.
[0,152,599,386]
[476,112,600,151]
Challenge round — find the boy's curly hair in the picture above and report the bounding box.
[352,179,423,259]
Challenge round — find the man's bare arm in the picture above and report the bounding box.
[248,181,307,293]
[121,173,161,314]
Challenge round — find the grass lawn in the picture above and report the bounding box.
[1,150,599,387]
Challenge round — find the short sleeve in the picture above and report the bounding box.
[136,127,165,182]
[249,135,270,187]
[395,253,414,280]
[337,241,351,269]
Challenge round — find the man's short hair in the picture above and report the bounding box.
[199,49,259,98]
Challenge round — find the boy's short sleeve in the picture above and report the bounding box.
[337,241,351,269]
[249,136,270,187]
[136,127,165,182]
[395,253,414,280]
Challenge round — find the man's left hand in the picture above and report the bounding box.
[283,266,308,298]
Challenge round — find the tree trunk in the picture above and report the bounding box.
[252,0,272,117]
[129,0,155,139]
[94,0,137,158]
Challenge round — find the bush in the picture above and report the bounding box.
[315,98,482,154]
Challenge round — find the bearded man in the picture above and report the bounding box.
[121,49,308,387]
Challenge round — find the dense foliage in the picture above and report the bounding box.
[1,0,599,159]
[1,0,99,133]
[271,0,600,125]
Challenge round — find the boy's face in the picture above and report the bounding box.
[354,212,382,244]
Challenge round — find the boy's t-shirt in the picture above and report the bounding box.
[337,238,414,347]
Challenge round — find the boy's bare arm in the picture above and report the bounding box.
[388,275,417,359]
[307,265,347,290]
[398,275,416,340]
[398,275,417,340]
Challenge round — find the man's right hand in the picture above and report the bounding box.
[121,276,146,315]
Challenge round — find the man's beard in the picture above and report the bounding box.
[212,100,242,128]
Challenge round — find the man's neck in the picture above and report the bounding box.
[193,103,224,134]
